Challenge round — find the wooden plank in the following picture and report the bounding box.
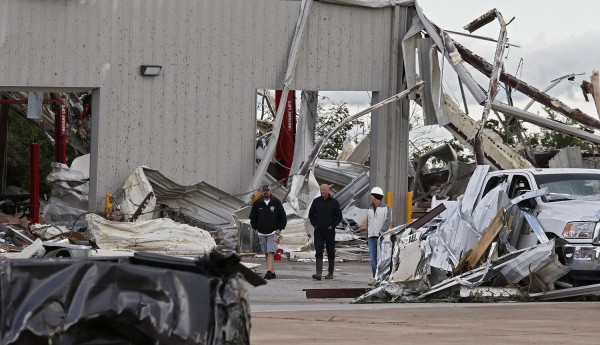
[407,203,446,230]
[466,210,504,270]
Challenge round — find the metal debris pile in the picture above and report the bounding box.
[354,165,600,303]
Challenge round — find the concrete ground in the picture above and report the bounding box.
[245,257,600,344]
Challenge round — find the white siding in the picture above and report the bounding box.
[0,0,401,211]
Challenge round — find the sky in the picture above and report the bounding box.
[320,0,600,136]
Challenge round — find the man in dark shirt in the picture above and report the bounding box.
[308,184,342,280]
[250,184,287,279]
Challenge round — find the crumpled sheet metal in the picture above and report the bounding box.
[119,166,157,222]
[425,166,504,272]
[86,213,216,257]
[0,253,250,344]
[352,282,420,304]
[143,168,245,230]
[500,239,570,285]
[42,157,90,222]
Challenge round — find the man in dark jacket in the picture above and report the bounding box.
[250,184,287,280]
[308,184,342,280]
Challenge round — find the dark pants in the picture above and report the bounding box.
[314,228,335,261]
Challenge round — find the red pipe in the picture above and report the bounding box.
[29,143,39,224]
[274,90,296,184]
[0,98,68,163]
[55,105,67,163]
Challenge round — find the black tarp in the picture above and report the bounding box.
[0,251,257,344]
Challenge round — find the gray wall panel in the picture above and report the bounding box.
[0,0,405,211]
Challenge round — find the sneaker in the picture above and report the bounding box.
[368,278,376,286]
[270,272,276,279]
[264,271,272,280]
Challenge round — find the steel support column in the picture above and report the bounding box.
[370,6,411,222]
[0,97,8,195]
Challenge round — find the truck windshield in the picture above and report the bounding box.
[534,173,600,202]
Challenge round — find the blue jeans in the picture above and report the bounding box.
[314,228,336,262]
[368,236,378,277]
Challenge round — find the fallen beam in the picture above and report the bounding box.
[491,102,600,145]
[407,203,446,230]
[298,81,425,176]
[529,283,600,301]
[453,40,600,130]
[472,9,509,165]
[304,288,370,299]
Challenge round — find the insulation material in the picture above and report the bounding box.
[286,170,321,218]
[86,214,216,257]
[30,224,69,240]
[119,166,156,222]
[389,240,424,282]
[41,204,87,223]
[279,217,310,252]
[42,157,90,222]
[69,153,90,180]
[3,238,45,259]
[143,168,245,252]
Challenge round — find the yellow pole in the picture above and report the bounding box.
[105,193,113,219]
[386,192,393,227]
[406,191,413,223]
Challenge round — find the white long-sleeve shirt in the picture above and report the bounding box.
[367,203,392,238]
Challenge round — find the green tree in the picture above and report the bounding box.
[6,109,55,196]
[315,102,365,159]
[529,107,588,149]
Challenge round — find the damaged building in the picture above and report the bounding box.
[2,0,600,342]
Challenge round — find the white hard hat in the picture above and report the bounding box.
[371,187,384,196]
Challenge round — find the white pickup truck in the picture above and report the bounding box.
[479,168,600,282]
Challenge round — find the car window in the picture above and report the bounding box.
[534,173,600,201]
[508,175,531,199]
[482,175,508,198]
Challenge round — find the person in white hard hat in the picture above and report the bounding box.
[367,186,392,285]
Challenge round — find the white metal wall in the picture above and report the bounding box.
[0,0,400,212]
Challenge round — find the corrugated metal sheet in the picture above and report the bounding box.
[334,171,370,209]
[314,159,369,188]
[0,0,398,212]
[143,168,245,231]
